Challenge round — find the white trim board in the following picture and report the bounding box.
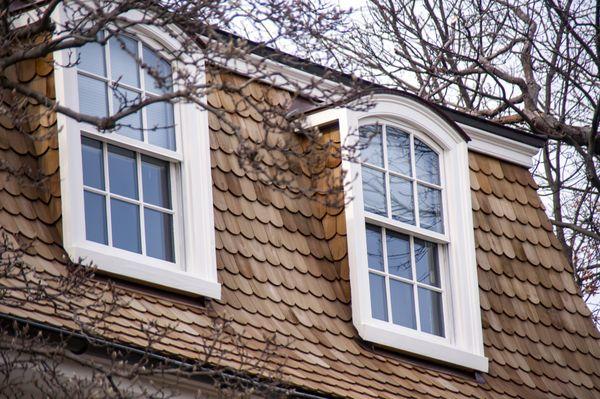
[462,125,540,168]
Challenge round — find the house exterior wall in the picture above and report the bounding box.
[0,59,599,399]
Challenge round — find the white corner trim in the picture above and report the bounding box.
[462,125,540,167]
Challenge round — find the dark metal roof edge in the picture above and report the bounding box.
[216,29,547,149]
[0,312,333,399]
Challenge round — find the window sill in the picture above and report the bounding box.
[357,320,488,372]
[67,242,221,299]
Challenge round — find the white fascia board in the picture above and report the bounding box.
[461,124,540,167]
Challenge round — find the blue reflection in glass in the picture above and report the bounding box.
[418,287,444,336]
[110,198,141,253]
[81,137,104,190]
[414,239,440,287]
[78,32,106,77]
[108,145,138,199]
[146,101,175,150]
[369,273,388,321]
[110,35,140,88]
[418,184,443,233]
[365,224,383,271]
[386,230,411,279]
[78,75,107,118]
[386,126,411,176]
[84,190,107,244]
[358,124,383,166]
[362,166,386,216]
[414,138,440,185]
[390,175,414,225]
[390,279,416,329]
[142,156,171,208]
[145,208,174,262]
[112,87,142,140]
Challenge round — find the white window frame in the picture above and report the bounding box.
[306,93,487,371]
[53,8,220,299]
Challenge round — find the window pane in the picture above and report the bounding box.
[146,101,176,150]
[81,137,104,189]
[143,46,172,93]
[414,138,440,185]
[414,239,440,287]
[390,175,414,225]
[418,287,444,337]
[365,224,383,271]
[369,273,388,321]
[84,190,107,244]
[110,198,141,253]
[142,156,171,208]
[78,32,105,76]
[418,184,443,233]
[78,75,107,118]
[386,230,411,279]
[386,126,411,176]
[361,166,386,216]
[110,35,140,88]
[390,279,416,329]
[358,124,383,167]
[144,208,174,262]
[112,87,142,140]
[108,145,138,199]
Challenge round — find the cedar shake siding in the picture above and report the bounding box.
[1,60,599,399]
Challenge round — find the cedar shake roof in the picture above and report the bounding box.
[1,60,600,399]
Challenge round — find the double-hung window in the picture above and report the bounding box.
[307,94,487,371]
[78,33,178,262]
[55,20,219,298]
[360,123,446,337]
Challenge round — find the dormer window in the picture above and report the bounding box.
[55,20,220,298]
[306,94,488,371]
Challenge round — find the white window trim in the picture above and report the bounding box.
[53,8,220,299]
[306,94,488,372]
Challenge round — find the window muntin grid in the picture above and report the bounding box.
[359,123,446,337]
[77,32,176,151]
[359,124,444,234]
[81,136,176,263]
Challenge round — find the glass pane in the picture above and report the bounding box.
[418,287,444,337]
[414,239,440,287]
[390,279,416,329]
[108,145,138,199]
[361,166,386,216]
[144,208,174,262]
[358,124,383,166]
[369,273,388,321]
[386,230,411,279]
[146,100,176,150]
[84,190,107,244]
[418,184,443,233]
[78,75,108,118]
[110,198,141,253]
[365,224,383,271]
[143,46,172,93]
[78,32,105,76]
[390,175,414,225]
[142,156,171,208]
[414,138,440,185]
[81,137,104,189]
[112,87,142,140]
[110,35,140,88]
[386,126,411,176]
